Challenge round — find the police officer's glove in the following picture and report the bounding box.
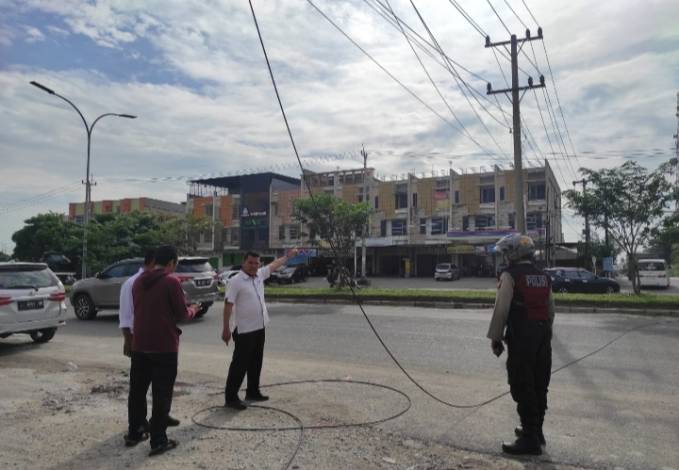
[491,340,504,357]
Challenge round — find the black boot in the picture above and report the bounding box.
[502,435,542,455]
[514,426,546,446]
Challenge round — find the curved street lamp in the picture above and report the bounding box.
[30,80,137,278]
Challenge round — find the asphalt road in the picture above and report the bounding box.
[50,302,679,470]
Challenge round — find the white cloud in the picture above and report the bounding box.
[23,25,45,42]
[1,0,678,248]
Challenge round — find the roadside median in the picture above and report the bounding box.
[261,287,679,316]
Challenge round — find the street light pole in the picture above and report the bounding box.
[30,81,136,278]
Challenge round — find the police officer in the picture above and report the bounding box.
[487,233,554,455]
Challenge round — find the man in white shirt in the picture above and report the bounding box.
[119,250,156,357]
[222,248,297,410]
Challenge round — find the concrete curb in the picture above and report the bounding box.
[268,296,678,316]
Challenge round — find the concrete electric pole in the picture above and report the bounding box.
[572,178,592,270]
[361,145,369,282]
[485,29,546,234]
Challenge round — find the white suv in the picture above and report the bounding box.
[0,262,67,343]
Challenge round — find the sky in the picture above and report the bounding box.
[1,0,678,252]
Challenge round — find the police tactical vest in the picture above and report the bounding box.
[505,263,551,322]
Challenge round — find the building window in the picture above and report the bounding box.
[278,225,286,240]
[528,182,546,200]
[509,213,515,229]
[232,202,240,220]
[462,215,469,231]
[454,190,460,204]
[431,217,448,235]
[232,229,240,244]
[289,225,300,240]
[480,186,495,203]
[374,196,379,209]
[475,214,496,229]
[327,175,334,186]
[499,186,505,201]
[412,193,418,208]
[391,219,407,236]
[527,212,544,230]
[395,193,408,209]
[204,204,213,216]
[419,218,427,235]
[380,220,387,237]
[435,179,450,191]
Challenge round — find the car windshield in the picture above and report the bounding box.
[638,262,664,271]
[0,267,57,289]
[176,260,213,273]
[436,264,451,270]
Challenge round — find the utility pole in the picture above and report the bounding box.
[486,29,546,234]
[674,92,678,213]
[361,145,368,281]
[572,178,592,270]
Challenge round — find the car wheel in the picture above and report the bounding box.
[73,294,98,320]
[195,303,211,318]
[30,328,56,343]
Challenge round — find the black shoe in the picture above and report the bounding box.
[149,439,178,457]
[167,416,180,427]
[514,426,546,446]
[502,436,542,455]
[124,431,149,447]
[224,399,247,410]
[245,391,269,402]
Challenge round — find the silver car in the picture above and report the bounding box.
[434,263,461,281]
[70,257,219,320]
[0,262,67,343]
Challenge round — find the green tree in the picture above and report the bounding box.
[293,193,370,287]
[564,161,678,294]
[12,213,83,262]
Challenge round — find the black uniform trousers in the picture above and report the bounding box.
[224,328,266,401]
[506,320,552,437]
[128,352,178,447]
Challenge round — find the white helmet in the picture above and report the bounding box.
[495,233,535,262]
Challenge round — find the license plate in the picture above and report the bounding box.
[18,299,44,311]
[195,279,211,287]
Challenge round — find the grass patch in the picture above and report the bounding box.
[264,286,679,310]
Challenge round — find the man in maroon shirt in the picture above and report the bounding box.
[126,245,197,456]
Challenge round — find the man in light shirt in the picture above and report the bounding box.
[222,248,298,410]
[119,248,179,446]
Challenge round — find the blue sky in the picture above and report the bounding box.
[1,0,678,252]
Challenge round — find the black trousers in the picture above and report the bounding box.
[224,328,265,401]
[506,321,552,437]
[128,352,178,446]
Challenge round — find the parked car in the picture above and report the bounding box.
[546,267,620,294]
[70,257,219,320]
[0,262,67,343]
[434,263,461,281]
[271,264,308,284]
[218,265,241,287]
[637,259,671,289]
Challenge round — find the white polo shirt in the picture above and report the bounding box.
[119,268,144,332]
[225,266,271,334]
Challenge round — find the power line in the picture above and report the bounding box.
[366,0,512,123]
[486,0,512,35]
[407,0,512,161]
[503,0,529,30]
[306,0,508,163]
[381,0,507,164]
